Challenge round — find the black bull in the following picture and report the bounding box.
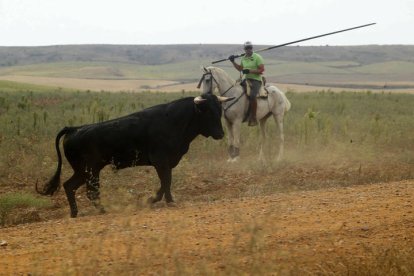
[37,94,232,218]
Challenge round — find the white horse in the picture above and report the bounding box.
[198,66,291,162]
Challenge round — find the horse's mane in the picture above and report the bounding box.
[207,66,291,113]
[207,66,237,87]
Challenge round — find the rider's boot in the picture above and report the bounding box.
[248,98,258,126]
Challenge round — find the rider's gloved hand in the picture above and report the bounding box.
[228,55,235,62]
[242,69,250,74]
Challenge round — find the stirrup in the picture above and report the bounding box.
[248,119,258,126]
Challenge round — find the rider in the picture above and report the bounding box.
[229,41,265,126]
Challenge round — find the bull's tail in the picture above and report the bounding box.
[36,127,73,196]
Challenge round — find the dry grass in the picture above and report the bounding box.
[0,85,413,275]
[1,180,413,275]
[0,75,179,92]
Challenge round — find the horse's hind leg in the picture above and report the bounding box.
[273,113,285,161]
[259,118,267,163]
[63,172,86,218]
[86,170,106,214]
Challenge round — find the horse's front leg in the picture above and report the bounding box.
[227,119,242,162]
[225,119,235,161]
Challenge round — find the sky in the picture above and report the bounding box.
[0,0,413,46]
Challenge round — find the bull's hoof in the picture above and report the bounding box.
[92,201,106,214]
[147,196,162,205]
[147,197,155,204]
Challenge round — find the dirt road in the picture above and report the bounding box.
[1,180,413,275]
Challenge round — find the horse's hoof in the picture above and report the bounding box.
[227,157,240,163]
[167,202,177,207]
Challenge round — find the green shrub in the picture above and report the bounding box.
[0,192,51,226]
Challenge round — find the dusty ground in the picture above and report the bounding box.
[0,178,413,275]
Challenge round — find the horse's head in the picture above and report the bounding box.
[197,67,219,95]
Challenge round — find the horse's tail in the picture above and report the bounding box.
[36,127,74,196]
[267,84,291,113]
[281,92,291,112]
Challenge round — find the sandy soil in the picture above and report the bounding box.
[1,75,414,94]
[0,179,413,275]
[0,75,178,92]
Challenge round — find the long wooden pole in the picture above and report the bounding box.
[211,23,376,64]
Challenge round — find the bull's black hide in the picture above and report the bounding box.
[37,94,228,218]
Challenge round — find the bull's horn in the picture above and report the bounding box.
[194,96,206,104]
[217,96,235,102]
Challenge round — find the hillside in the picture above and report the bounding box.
[1,44,414,66]
[1,44,414,90]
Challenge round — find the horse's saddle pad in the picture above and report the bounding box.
[245,79,268,98]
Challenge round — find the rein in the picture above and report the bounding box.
[198,70,246,117]
[222,91,245,113]
[198,71,235,95]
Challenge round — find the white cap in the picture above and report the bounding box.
[243,41,253,48]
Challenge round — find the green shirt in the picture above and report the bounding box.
[241,52,264,81]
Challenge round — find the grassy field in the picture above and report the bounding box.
[0,81,413,274]
[1,58,414,95]
[1,81,413,194]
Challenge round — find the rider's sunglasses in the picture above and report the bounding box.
[244,46,253,50]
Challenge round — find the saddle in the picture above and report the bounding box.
[240,79,268,123]
[242,79,268,98]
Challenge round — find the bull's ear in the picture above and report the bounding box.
[194,96,207,104]
[217,96,235,103]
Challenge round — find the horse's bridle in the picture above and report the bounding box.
[197,70,235,96]
[197,71,217,94]
[197,69,245,115]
